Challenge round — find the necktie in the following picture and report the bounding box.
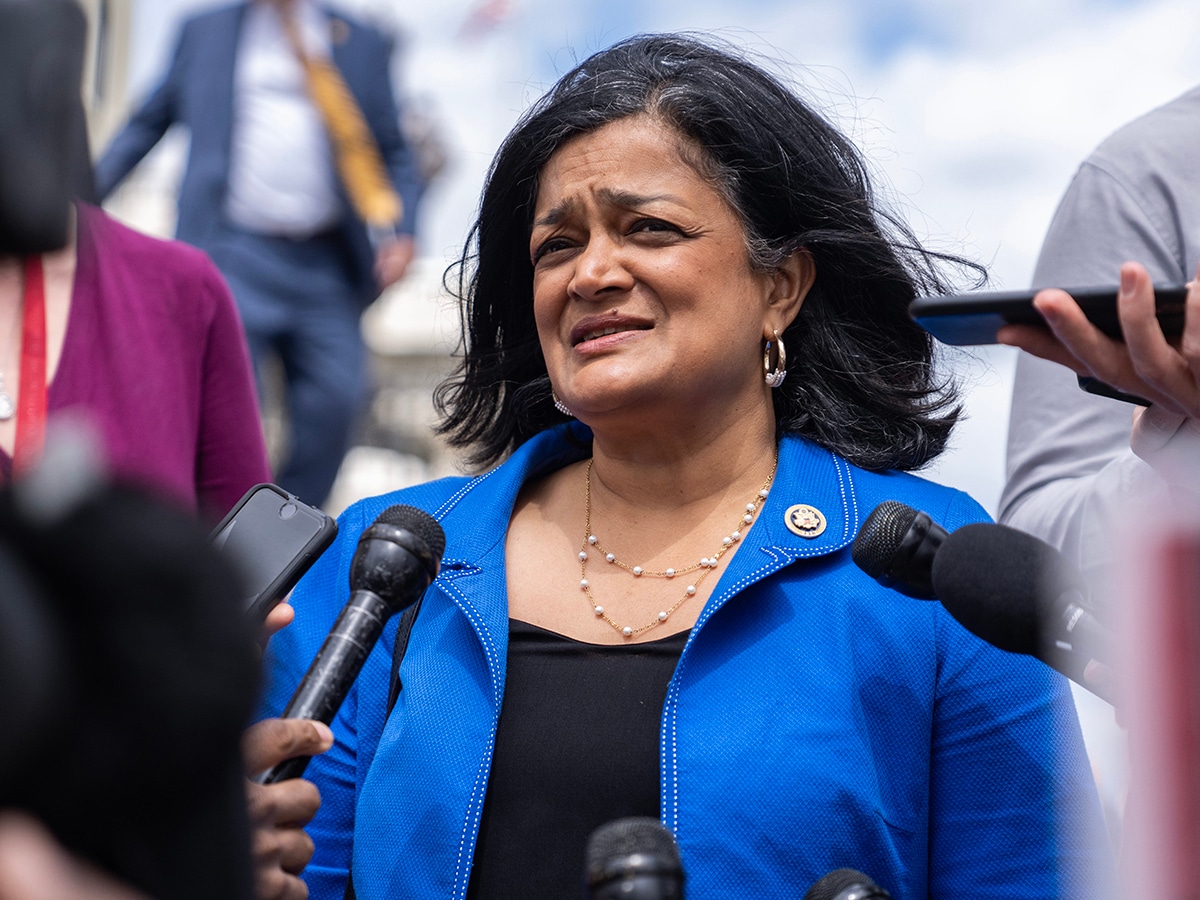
[282,10,402,230]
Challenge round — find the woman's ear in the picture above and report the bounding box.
[765,248,815,333]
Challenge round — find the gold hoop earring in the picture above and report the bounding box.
[763,329,787,388]
[551,388,575,418]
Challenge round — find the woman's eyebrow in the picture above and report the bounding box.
[532,190,683,230]
[598,188,680,209]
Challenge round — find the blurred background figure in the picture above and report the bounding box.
[997,83,1200,860]
[1000,83,1200,588]
[1,4,264,898]
[94,0,426,508]
[0,0,269,519]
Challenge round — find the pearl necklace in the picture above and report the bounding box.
[578,455,778,638]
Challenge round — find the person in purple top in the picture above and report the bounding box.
[0,202,270,520]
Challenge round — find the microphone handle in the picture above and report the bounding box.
[1042,592,1116,704]
[591,873,682,900]
[253,590,390,785]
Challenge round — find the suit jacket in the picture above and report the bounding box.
[94,1,422,305]
[260,423,1112,900]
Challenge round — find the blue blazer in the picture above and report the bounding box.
[94,2,422,305]
[261,424,1112,900]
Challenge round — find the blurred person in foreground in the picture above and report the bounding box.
[95,0,425,508]
[254,34,1113,899]
[0,5,304,898]
[0,0,269,518]
[0,471,261,900]
[999,85,1200,582]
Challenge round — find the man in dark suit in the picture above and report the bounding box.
[95,0,423,507]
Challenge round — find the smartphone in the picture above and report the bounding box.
[209,483,337,622]
[909,284,1189,346]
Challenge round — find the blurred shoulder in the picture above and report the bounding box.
[82,204,222,284]
[324,5,393,51]
[1087,84,1200,179]
[179,1,247,34]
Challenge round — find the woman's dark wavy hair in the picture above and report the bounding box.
[434,33,985,472]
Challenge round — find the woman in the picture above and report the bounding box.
[259,34,1110,899]
[0,202,270,518]
[0,0,268,518]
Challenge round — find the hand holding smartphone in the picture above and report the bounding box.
[909,284,1189,346]
[210,484,337,623]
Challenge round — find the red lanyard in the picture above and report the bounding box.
[13,254,47,473]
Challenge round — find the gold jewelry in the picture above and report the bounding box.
[578,454,778,638]
[763,329,786,388]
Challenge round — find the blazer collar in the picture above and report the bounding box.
[436,423,592,568]
[437,426,860,573]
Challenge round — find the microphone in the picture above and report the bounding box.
[851,499,947,599]
[852,501,1115,703]
[254,504,445,784]
[585,817,684,899]
[804,868,892,900]
[931,521,1115,703]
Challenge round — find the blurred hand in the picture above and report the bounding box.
[999,262,1200,489]
[373,234,414,291]
[243,719,334,900]
[261,598,295,644]
[0,812,149,900]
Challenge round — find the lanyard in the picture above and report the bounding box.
[13,254,47,473]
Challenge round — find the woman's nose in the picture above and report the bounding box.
[568,235,634,301]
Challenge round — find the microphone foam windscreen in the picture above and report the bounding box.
[851,500,918,579]
[930,522,1077,656]
[804,867,889,900]
[585,816,681,876]
[376,504,446,559]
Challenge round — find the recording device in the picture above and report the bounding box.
[0,0,93,254]
[804,868,892,900]
[254,504,445,784]
[0,473,259,899]
[851,501,1115,703]
[0,540,63,787]
[850,500,946,599]
[585,817,684,900]
[909,284,1189,346]
[210,482,337,623]
[931,521,1115,702]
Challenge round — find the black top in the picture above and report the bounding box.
[465,619,688,898]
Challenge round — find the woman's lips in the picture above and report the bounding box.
[569,315,653,348]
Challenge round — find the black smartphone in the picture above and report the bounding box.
[909,284,1189,346]
[209,483,337,622]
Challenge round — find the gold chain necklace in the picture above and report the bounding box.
[578,454,778,638]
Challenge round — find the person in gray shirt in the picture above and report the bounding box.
[999,85,1200,581]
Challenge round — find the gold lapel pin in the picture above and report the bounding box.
[784,503,826,539]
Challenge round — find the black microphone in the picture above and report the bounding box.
[852,501,1115,703]
[254,504,445,784]
[931,521,1115,703]
[804,868,892,900]
[851,499,947,599]
[585,817,684,899]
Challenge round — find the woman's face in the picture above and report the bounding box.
[530,115,807,427]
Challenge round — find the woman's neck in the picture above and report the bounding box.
[587,406,779,514]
